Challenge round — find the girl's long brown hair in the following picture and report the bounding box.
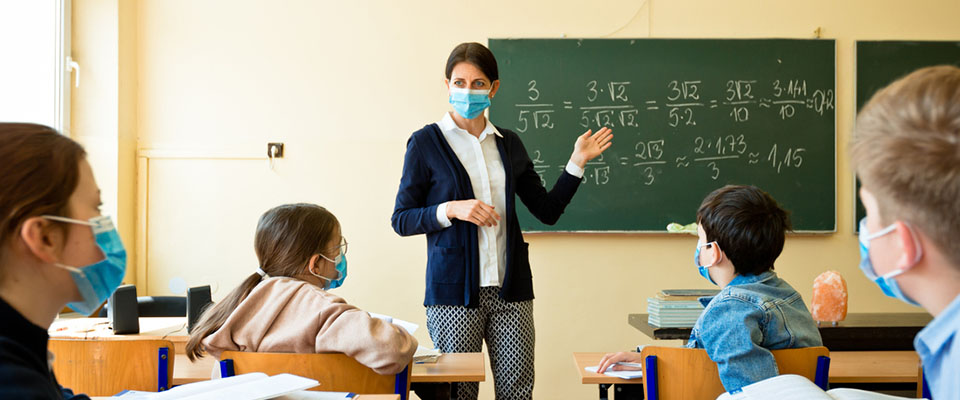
[186,203,339,360]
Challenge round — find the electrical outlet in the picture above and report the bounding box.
[267,142,284,158]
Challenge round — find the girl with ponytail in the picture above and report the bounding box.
[185,203,416,375]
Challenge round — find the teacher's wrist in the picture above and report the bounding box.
[569,153,587,169]
[564,159,585,178]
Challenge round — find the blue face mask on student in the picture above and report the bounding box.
[694,241,720,285]
[858,218,921,307]
[313,241,348,290]
[43,215,127,316]
[449,88,491,119]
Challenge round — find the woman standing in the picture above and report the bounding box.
[391,42,612,399]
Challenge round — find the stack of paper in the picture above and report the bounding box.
[647,289,716,328]
[414,346,441,363]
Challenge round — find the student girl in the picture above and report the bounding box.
[0,123,124,399]
[187,203,416,375]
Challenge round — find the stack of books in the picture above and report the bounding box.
[647,289,718,328]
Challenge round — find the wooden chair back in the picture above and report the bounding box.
[220,351,411,399]
[49,338,174,396]
[640,346,830,400]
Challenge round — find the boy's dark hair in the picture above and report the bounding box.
[697,185,791,275]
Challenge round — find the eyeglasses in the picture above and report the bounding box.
[320,237,348,264]
[330,236,348,256]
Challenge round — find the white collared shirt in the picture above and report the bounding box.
[435,112,584,287]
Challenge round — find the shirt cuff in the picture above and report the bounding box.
[436,202,453,228]
[565,160,585,178]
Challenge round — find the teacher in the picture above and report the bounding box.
[391,42,612,399]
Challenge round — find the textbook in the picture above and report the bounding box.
[112,373,323,399]
[660,289,719,297]
[647,293,707,328]
[716,374,924,400]
[414,345,441,363]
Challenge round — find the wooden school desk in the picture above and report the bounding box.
[173,352,485,386]
[573,353,644,400]
[49,316,189,354]
[574,351,922,400]
[628,313,931,351]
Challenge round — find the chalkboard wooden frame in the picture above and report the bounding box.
[489,38,837,233]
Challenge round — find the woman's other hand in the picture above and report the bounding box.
[446,199,501,227]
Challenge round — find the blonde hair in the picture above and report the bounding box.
[851,65,960,267]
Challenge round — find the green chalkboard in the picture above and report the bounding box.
[488,39,836,232]
[854,41,960,230]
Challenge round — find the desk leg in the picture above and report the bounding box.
[411,382,452,400]
[598,384,610,400]
[613,383,645,399]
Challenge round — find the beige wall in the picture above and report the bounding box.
[71,0,138,287]
[73,1,960,398]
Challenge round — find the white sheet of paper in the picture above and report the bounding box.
[369,312,418,334]
[584,365,643,380]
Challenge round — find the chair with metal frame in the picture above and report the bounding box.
[641,346,830,400]
[218,351,411,400]
[49,338,174,396]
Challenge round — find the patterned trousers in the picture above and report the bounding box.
[425,286,536,400]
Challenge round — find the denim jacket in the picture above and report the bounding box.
[686,271,823,392]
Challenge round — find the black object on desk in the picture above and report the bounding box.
[107,284,140,334]
[629,313,932,351]
[187,285,213,334]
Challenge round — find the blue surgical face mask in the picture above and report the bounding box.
[858,217,921,307]
[43,215,127,315]
[694,241,720,285]
[449,87,491,119]
[312,238,348,290]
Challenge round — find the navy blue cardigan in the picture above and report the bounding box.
[392,123,581,307]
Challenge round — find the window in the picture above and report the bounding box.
[0,0,72,132]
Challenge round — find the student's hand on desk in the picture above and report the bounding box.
[447,199,501,227]
[597,351,643,373]
[570,127,613,169]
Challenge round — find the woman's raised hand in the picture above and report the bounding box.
[570,127,613,169]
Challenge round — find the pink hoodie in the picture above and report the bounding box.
[202,276,417,374]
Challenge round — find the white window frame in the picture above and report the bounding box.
[0,0,72,132]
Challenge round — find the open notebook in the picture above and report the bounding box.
[112,373,335,399]
[716,374,925,400]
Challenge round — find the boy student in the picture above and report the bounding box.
[852,65,960,399]
[598,185,822,392]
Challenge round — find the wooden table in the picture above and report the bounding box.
[573,353,644,400]
[174,353,215,385]
[411,353,485,383]
[628,313,932,351]
[49,316,190,354]
[172,352,485,385]
[828,351,920,384]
